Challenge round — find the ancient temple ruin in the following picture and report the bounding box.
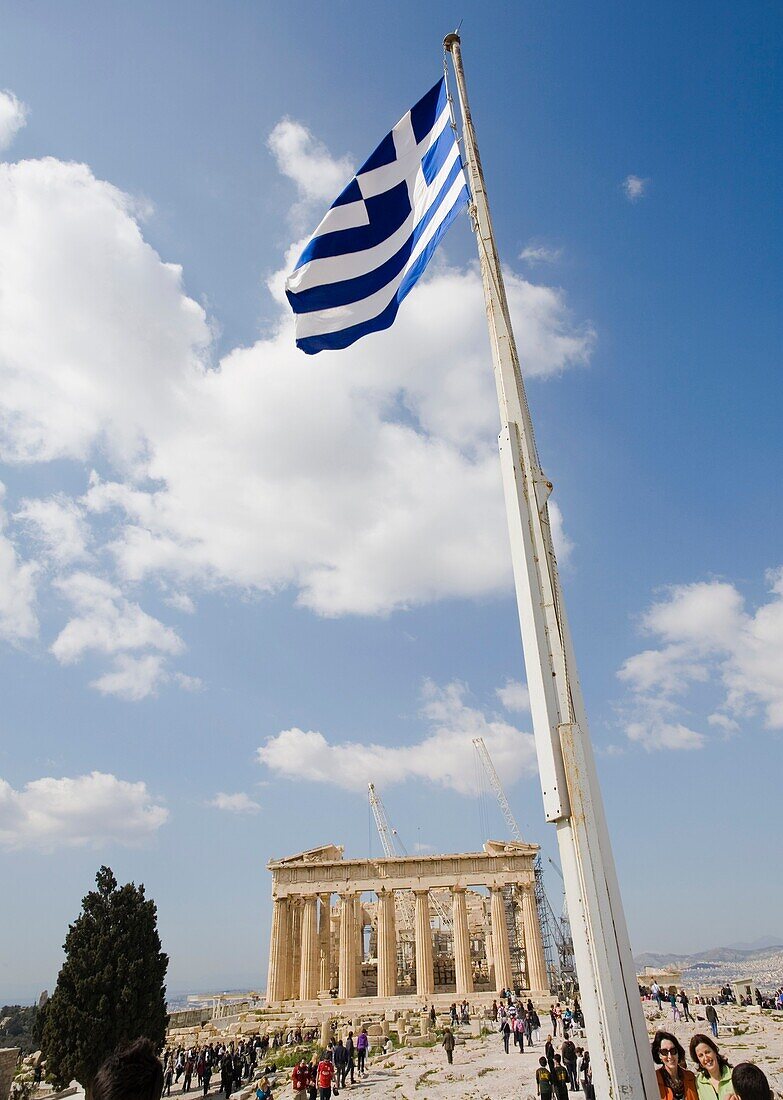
[265,840,549,1006]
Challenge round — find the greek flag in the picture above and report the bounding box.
[286,78,469,354]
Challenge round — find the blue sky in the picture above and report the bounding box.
[0,1,781,1003]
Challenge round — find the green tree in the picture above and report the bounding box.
[40,867,168,1096]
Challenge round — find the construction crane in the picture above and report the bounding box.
[367,783,452,930]
[545,857,577,988]
[472,736,574,993]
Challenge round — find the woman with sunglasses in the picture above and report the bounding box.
[652,1031,698,1100]
[689,1034,734,1100]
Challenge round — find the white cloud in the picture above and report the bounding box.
[618,570,783,749]
[16,494,91,565]
[0,770,168,851]
[257,679,537,795]
[623,175,648,202]
[519,243,562,266]
[51,572,183,664]
[496,679,530,713]
[0,157,210,466]
[48,572,193,699]
[0,90,27,152]
[0,121,591,646]
[267,119,353,224]
[548,501,575,567]
[707,712,739,734]
[78,262,587,617]
[90,653,168,701]
[625,719,705,752]
[209,792,261,814]
[164,591,196,614]
[0,483,38,643]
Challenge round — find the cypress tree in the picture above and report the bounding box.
[41,866,168,1096]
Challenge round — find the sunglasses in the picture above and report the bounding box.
[660,1049,679,1057]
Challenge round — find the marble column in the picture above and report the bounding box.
[338,893,356,999]
[299,894,319,1001]
[266,896,289,1003]
[452,887,473,995]
[485,900,495,986]
[490,886,513,993]
[289,897,302,999]
[521,883,549,991]
[281,897,295,999]
[354,895,364,995]
[318,893,331,992]
[376,890,397,997]
[414,889,434,996]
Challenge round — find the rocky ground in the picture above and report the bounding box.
[29,1004,783,1100]
[300,1004,783,1100]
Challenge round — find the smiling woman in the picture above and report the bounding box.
[652,1031,698,1100]
[690,1034,734,1100]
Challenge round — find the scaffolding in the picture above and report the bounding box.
[472,736,574,992]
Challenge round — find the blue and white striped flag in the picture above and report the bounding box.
[286,78,469,354]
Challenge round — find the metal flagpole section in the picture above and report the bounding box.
[444,32,658,1100]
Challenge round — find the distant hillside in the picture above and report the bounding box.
[635,942,783,991]
[726,937,783,952]
[635,942,783,971]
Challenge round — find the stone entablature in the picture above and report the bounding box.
[269,847,538,896]
[265,841,549,1007]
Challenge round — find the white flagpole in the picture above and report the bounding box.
[444,32,658,1100]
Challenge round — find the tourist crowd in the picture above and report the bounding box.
[163,1036,276,1099]
[472,994,595,1098]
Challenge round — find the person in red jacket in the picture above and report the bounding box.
[292,1059,309,1100]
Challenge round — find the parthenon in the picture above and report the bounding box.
[266,840,550,1007]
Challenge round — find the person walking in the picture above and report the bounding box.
[705,1005,719,1039]
[652,1032,698,1100]
[292,1058,310,1100]
[514,1015,526,1053]
[332,1041,347,1090]
[690,1035,733,1100]
[356,1028,369,1077]
[220,1056,233,1100]
[579,1051,594,1100]
[164,1064,174,1098]
[202,1062,212,1097]
[670,991,681,1022]
[345,1032,355,1086]
[552,1055,570,1100]
[500,1016,511,1054]
[562,1038,578,1090]
[306,1056,318,1100]
[545,1036,556,1075]
[442,1028,455,1065]
[316,1054,334,1100]
[537,1057,554,1100]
